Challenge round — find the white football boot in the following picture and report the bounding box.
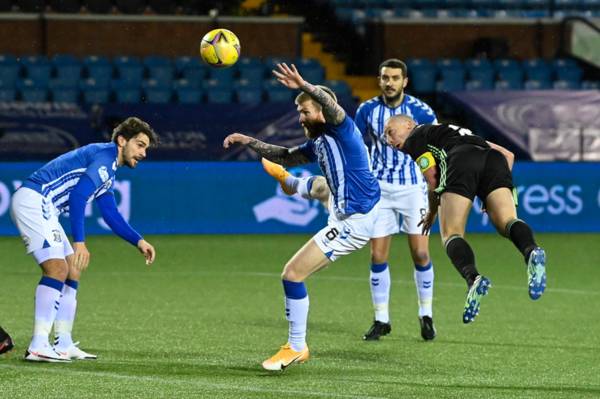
[54,342,97,360]
[25,344,71,363]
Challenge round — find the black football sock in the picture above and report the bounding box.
[506,219,537,264]
[445,235,479,287]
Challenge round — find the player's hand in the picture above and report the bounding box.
[137,239,155,265]
[223,133,253,149]
[72,242,90,271]
[272,63,305,90]
[418,211,436,235]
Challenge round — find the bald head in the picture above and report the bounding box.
[384,115,417,150]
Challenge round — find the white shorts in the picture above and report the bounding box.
[10,187,73,262]
[371,181,429,238]
[313,200,379,262]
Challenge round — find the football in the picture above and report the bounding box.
[199,28,241,68]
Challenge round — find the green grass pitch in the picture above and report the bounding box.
[1,233,599,398]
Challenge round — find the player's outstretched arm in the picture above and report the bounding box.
[272,63,345,125]
[223,132,311,167]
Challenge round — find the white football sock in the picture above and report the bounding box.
[54,280,78,350]
[370,263,391,323]
[414,263,434,318]
[30,277,63,349]
[286,296,309,352]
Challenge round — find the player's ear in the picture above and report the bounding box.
[402,78,408,89]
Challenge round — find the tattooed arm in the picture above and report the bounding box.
[223,133,311,167]
[272,63,346,125]
[300,82,346,125]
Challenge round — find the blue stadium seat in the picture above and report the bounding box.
[115,65,144,86]
[581,80,600,90]
[494,59,520,70]
[176,87,203,104]
[84,56,113,86]
[237,58,265,83]
[524,79,551,90]
[80,77,109,91]
[49,78,78,90]
[206,89,233,104]
[497,68,524,87]
[52,88,79,103]
[495,79,522,90]
[174,78,200,89]
[264,57,294,72]
[265,88,292,102]
[181,66,207,83]
[468,67,495,87]
[203,78,233,90]
[437,58,463,70]
[21,56,51,86]
[409,67,437,93]
[236,88,263,104]
[145,56,174,86]
[54,63,82,83]
[406,58,435,70]
[0,63,19,87]
[523,59,552,81]
[0,89,16,101]
[82,88,110,104]
[207,67,236,82]
[174,56,203,75]
[326,79,353,98]
[553,79,580,89]
[436,76,465,92]
[144,88,172,104]
[114,88,141,104]
[465,79,494,90]
[142,79,171,90]
[555,66,582,82]
[19,88,48,102]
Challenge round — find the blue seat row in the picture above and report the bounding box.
[0,78,354,104]
[406,57,590,93]
[336,6,600,20]
[0,55,327,90]
[332,0,600,9]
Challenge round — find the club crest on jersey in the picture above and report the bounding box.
[52,229,62,243]
[98,166,110,183]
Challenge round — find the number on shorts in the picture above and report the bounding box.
[325,228,339,241]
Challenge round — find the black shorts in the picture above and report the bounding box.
[442,144,513,202]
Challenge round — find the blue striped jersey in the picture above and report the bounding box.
[22,143,118,213]
[355,94,437,186]
[299,115,380,216]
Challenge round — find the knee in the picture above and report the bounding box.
[442,233,464,249]
[370,247,387,264]
[281,264,304,282]
[411,249,430,266]
[44,262,69,281]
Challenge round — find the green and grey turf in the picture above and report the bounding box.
[1,234,599,398]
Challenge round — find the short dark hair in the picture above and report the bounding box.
[111,117,159,146]
[378,58,408,78]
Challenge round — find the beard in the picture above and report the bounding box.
[383,90,401,104]
[303,123,325,139]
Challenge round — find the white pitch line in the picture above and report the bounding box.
[0,364,388,399]
[3,269,595,296]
